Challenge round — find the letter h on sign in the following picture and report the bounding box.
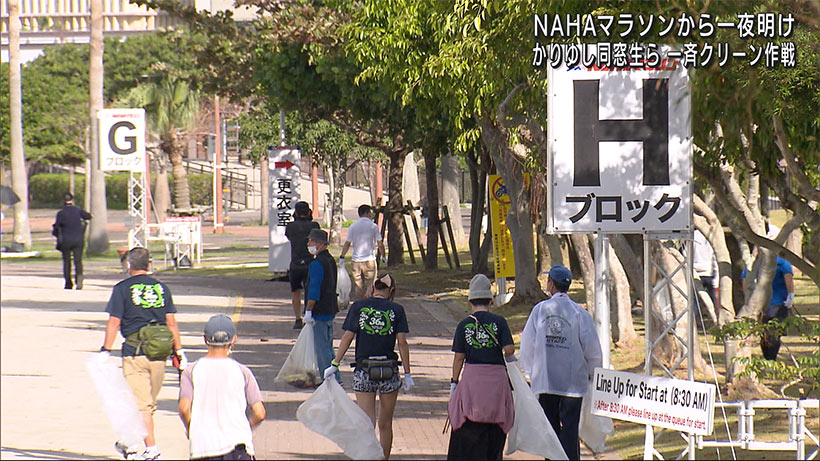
[573,79,669,186]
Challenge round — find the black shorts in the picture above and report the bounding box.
[289,264,309,292]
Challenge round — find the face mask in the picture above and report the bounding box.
[308,245,318,255]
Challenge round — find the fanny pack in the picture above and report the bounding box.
[125,321,174,361]
[359,356,399,381]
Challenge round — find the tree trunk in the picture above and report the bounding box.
[153,157,170,222]
[386,141,406,266]
[8,0,31,250]
[694,195,734,326]
[467,151,490,275]
[423,149,440,269]
[477,120,543,302]
[441,153,465,246]
[610,233,645,302]
[610,245,638,346]
[330,160,345,246]
[166,133,191,210]
[402,152,421,248]
[569,234,595,310]
[86,0,109,254]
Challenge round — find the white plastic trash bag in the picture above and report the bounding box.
[297,379,384,460]
[85,353,147,448]
[275,324,321,388]
[337,262,352,310]
[504,360,568,460]
[579,382,614,453]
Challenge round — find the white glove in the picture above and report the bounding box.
[449,382,457,395]
[785,293,794,308]
[303,311,315,325]
[338,257,344,266]
[380,255,388,265]
[505,353,518,363]
[96,350,110,362]
[402,373,415,392]
[324,365,339,379]
[176,349,189,371]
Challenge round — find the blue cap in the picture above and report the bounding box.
[204,314,236,346]
[548,265,572,287]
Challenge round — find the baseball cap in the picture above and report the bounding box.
[204,314,236,346]
[308,228,328,244]
[374,272,395,289]
[548,265,572,287]
[64,193,74,203]
[468,274,493,301]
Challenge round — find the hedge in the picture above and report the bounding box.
[29,172,214,209]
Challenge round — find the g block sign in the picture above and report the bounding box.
[99,109,146,172]
[547,46,692,233]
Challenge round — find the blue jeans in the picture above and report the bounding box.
[313,318,341,383]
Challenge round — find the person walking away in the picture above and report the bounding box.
[692,230,718,325]
[741,254,795,360]
[100,247,187,460]
[285,201,320,329]
[339,204,386,300]
[447,274,515,461]
[52,193,91,289]
[519,265,602,461]
[303,229,341,383]
[323,273,413,459]
[179,315,266,460]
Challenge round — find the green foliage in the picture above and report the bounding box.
[712,316,820,393]
[28,173,129,209]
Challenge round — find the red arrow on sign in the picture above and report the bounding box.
[274,160,295,169]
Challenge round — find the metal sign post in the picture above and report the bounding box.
[268,146,301,273]
[99,109,146,249]
[594,234,611,369]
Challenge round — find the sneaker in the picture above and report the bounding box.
[114,441,141,460]
[139,446,161,460]
[293,319,304,329]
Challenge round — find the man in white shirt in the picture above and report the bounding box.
[519,265,602,461]
[178,315,266,460]
[339,204,386,300]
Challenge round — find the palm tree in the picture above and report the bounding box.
[86,0,109,254]
[126,76,200,211]
[8,0,32,250]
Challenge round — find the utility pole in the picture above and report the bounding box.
[213,96,224,233]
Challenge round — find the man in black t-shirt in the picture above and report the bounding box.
[285,201,320,329]
[100,247,185,461]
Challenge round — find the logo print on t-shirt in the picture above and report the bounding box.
[359,307,395,336]
[130,283,166,309]
[465,322,499,349]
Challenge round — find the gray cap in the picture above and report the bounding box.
[204,314,236,346]
[308,228,328,244]
[468,274,493,301]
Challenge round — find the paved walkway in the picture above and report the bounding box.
[1,208,614,460]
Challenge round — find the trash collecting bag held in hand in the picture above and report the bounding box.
[579,381,614,453]
[275,324,321,388]
[336,263,352,310]
[504,360,568,460]
[85,353,147,448]
[297,379,384,460]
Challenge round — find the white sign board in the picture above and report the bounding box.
[590,368,715,436]
[268,147,302,272]
[99,109,146,172]
[547,46,691,234]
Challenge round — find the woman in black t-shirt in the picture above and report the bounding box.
[324,273,412,460]
[448,274,515,461]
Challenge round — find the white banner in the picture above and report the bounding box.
[268,147,302,273]
[590,368,715,435]
[99,109,145,172]
[547,46,691,234]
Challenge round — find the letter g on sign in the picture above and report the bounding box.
[109,121,137,155]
